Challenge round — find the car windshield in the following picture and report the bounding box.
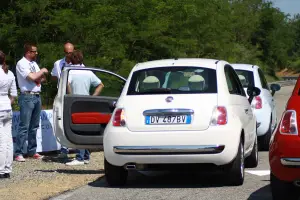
[127,66,217,95]
[235,69,255,88]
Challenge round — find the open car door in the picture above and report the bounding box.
[53,66,126,149]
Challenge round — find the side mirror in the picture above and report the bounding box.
[270,83,281,96]
[247,86,261,104]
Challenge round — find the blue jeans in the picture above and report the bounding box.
[76,149,90,161]
[15,94,41,156]
[60,146,69,154]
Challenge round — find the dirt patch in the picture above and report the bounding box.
[276,68,300,77]
[0,151,105,200]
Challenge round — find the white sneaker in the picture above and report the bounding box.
[65,159,84,166]
[84,160,90,164]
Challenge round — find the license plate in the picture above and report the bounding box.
[145,115,191,125]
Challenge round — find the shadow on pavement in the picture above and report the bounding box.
[88,171,240,189]
[247,184,272,200]
[35,169,104,175]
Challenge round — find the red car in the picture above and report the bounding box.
[269,81,300,200]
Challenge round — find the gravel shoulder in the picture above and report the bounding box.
[0,151,105,200]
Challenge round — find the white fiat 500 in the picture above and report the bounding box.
[53,59,260,187]
[231,64,281,151]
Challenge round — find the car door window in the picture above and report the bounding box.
[231,67,246,97]
[224,65,246,96]
[67,69,125,97]
[258,68,269,90]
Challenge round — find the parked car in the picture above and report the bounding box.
[53,59,260,186]
[231,64,281,150]
[269,77,300,200]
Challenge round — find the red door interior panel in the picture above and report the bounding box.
[71,112,111,124]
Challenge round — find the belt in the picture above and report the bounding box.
[22,91,40,95]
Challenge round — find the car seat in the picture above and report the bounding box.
[140,76,160,91]
[188,75,205,90]
[238,74,247,87]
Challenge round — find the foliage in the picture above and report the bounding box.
[0,0,298,109]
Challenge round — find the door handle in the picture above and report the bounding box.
[245,109,249,114]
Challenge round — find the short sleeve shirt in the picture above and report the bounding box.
[51,58,69,80]
[16,57,41,93]
[68,65,101,95]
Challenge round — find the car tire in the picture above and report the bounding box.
[270,173,299,200]
[245,135,258,168]
[259,116,272,151]
[104,158,128,187]
[226,139,244,186]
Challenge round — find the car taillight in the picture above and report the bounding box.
[113,109,126,126]
[252,96,262,109]
[279,110,298,135]
[210,106,227,125]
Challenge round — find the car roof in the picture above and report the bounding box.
[132,58,223,71]
[231,63,259,72]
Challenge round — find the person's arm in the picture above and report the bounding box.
[40,74,47,83]
[9,72,18,105]
[91,73,104,96]
[67,74,72,94]
[93,83,104,96]
[16,62,47,82]
[27,69,48,81]
[51,62,60,82]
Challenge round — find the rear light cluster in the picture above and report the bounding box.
[113,108,126,126]
[251,96,262,109]
[279,110,298,135]
[210,106,227,125]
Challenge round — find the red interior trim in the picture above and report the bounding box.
[71,112,111,124]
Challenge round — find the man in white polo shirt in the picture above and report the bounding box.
[51,42,75,159]
[15,43,48,162]
[51,42,74,83]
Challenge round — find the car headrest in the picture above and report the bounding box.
[188,75,205,90]
[141,76,160,90]
[238,75,247,87]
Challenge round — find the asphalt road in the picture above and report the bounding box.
[51,85,294,200]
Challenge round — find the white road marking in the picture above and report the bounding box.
[245,170,270,176]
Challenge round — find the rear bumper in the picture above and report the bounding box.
[113,145,225,155]
[281,158,300,167]
[269,129,300,182]
[104,123,242,167]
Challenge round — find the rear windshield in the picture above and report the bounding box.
[235,69,255,88]
[127,66,217,95]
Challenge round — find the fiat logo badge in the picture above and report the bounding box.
[166,96,173,103]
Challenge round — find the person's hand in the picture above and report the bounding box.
[41,68,48,74]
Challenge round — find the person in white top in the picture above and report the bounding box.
[0,51,17,179]
[51,42,74,159]
[15,43,49,162]
[51,42,74,83]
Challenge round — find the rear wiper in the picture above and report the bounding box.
[138,88,172,94]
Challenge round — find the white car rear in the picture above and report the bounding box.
[53,59,259,187]
[231,64,281,150]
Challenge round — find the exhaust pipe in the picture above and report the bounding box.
[293,180,300,187]
[125,164,136,170]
